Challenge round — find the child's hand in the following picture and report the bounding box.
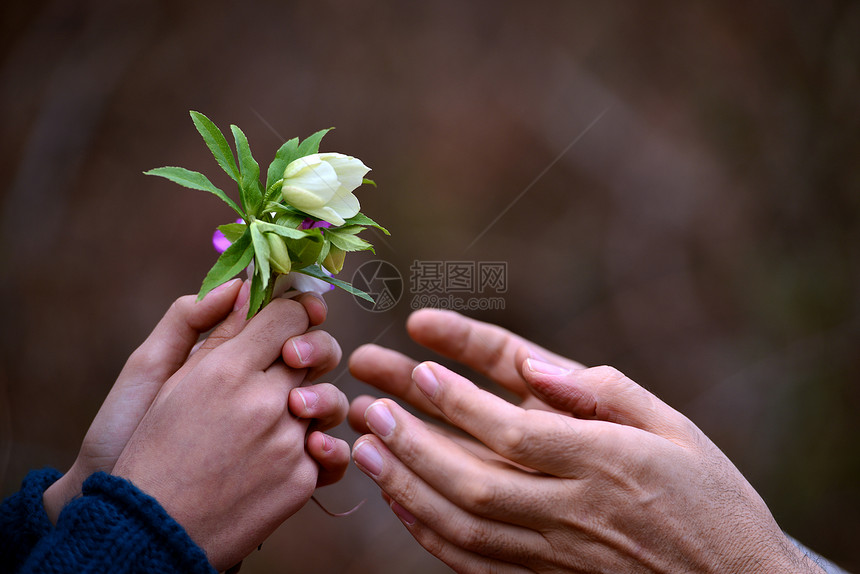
[43,280,340,523]
[111,296,336,570]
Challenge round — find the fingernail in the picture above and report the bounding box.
[208,278,241,298]
[295,388,319,411]
[390,500,416,525]
[321,433,334,453]
[527,347,549,361]
[233,280,251,311]
[525,358,570,376]
[412,363,439,398]
[353,440,383,476]
[365,402,396,437]
[291,339,313,365]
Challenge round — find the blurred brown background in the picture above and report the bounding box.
[2,1,858,572]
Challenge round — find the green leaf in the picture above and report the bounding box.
[145,166,244,219]
[217,222,247,243]
[265,137,299,191]
[274,212,305,229]
[246,271,269,319]
[249,222,271,289]
[253,220,313,240]
[362,178,377,187]
[296,128,332,157]
[297,265,374,302]
[287,231,325,268]
[231,125,264,216]
[343,212,390,235]
[190,111,239,182]
[197,228,254,300]
[327,228,374,252]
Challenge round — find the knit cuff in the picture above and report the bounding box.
[0,468,62,569]
[80,472,217,573]
[21,472,216,574]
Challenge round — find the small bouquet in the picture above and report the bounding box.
[146,111,388,318]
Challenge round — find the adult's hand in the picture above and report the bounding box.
[348,308,577,439]
[112,296,344,571]
[349,310,822,573]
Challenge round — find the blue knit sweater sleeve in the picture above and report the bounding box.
[16,472,217,574]
[0,468,63,571]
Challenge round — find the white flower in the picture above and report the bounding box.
[272,271,334,298]
[281,153,370,226]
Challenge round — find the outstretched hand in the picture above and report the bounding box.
[348,308,578,436]
[348,309,821,573]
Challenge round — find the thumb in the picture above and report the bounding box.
[122,279,244,383]
[520,360,697,444]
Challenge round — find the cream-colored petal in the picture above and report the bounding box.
[282,160,339,206]
[325,187,360,221]
[320,153,370,192]
[282,184,328,209]
[283,154,323,179]
[304,205,346,226]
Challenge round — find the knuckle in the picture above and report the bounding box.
[496,425,530,458]
[589,364,626,385]
[260,297,305,319]
[125,345,160,371]
[169,294,196,316]
[241,388,289,428]
[457,478,498,514]
[452,519,497,554]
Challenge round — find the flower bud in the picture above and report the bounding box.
[322,246,346,275]
[281,153,370,226]
[266,233,292,274]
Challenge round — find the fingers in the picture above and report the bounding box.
[282,330,342,381]
[218,297,310,370]
[348,394,376,434]
[392,521,532,574]
[354,399,554,524]
[349,395,508,464]
[406,308,583,396]
[293,291,328,327]
[289,383,348,432]
[364,453,538,573]
[307,431,349,487]
[348,344,442,418]
[521,362,699,444]
[124,279,243,382]
[411,361,613,476]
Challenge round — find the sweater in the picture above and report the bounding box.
[0,469,216,574]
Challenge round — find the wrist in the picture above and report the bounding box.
[730,534,827,574]
[42,462,88,524]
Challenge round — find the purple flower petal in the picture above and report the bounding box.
[212,219,244,253]
[300,218,333,230]
[212,228,232,253]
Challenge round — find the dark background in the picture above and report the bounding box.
[2,1,858,572]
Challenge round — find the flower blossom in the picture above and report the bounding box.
[281,153,370,226]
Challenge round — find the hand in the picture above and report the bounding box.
[112,296,343,571]
[348,308,578,444]
[349,310,821,573]
[284,332,349,487]
[43,280,343,523]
